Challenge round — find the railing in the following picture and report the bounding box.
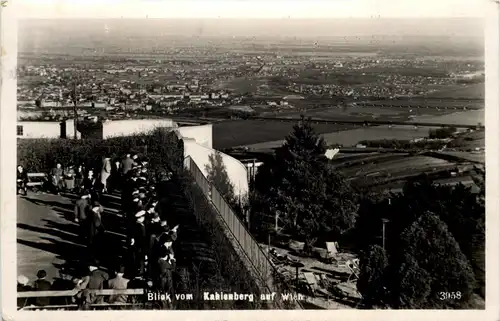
[184,156,302,309]
[17,289,146,310]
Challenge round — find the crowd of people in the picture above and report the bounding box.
[17,153,180,310]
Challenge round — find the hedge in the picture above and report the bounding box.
[17,127,185,174]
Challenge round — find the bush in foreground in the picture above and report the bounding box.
[17,128,184,174]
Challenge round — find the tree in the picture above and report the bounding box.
[205,151,237,205]
[390,212,476,308]
[388,254,431,309]
[357,245,389,308]
[251,116,358,252]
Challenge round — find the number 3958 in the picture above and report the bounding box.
[438,291,462,300]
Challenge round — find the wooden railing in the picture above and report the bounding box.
[17,289,145,310]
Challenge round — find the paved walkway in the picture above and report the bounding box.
[17,192,125,283]
[17,193,82,283]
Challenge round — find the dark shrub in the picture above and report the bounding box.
[17,128,184,173]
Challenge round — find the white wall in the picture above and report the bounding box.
[16,119,79,139]
[183,138,249,198]
[102,119,177,138]
[177,124,213,149]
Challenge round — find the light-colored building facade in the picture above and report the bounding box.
[16,118,248,197]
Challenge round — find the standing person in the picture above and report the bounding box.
[74,191,91,239]
[33,270,52,307]
[50,163,64,195]
[109,158,121,194]
[86,261,109,305]
[129,210,147,278]
[83,169,96,192]
[154,247,175,309]
[87,205,105,261]
[107,265,130,307]
[16,165,28,196]
[100,157,112,194]
[121,154,135,176]
[74,164,85,194]
[64,164,76,193]
[146,211,162,265]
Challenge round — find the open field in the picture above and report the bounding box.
[237,125,445,150]
[213,120,358,149]
[340,155,453,177]
[423,83,485,99]
[329,152,482,192]
[413,110,484,126]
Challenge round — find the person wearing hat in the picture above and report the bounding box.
[129,210,147,277]
[87,261,109,305]
[33,270,52,306]
[107,265,130,306]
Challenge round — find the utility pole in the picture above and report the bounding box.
[73,81,78,140]
[382,218,389,251]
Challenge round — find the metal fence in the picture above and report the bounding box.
[184,156,302,309]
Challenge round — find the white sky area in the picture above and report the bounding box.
[16,0,487,19]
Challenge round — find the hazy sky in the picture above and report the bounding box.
[16,0,487,19]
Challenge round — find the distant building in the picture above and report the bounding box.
[17,119,80,139]
[92,102,107,109]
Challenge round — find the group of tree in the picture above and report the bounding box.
[355,176,485,308]
[239,116,484,309]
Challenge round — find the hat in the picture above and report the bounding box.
[132,198,139,203]
[132,190,139,196]
[92,206,101,213]
[135,210,146,218]
[141,168,147,173]
[116,265,126,274]
[18,275,29,286]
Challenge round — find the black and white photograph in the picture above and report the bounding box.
[1,0,499,316]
